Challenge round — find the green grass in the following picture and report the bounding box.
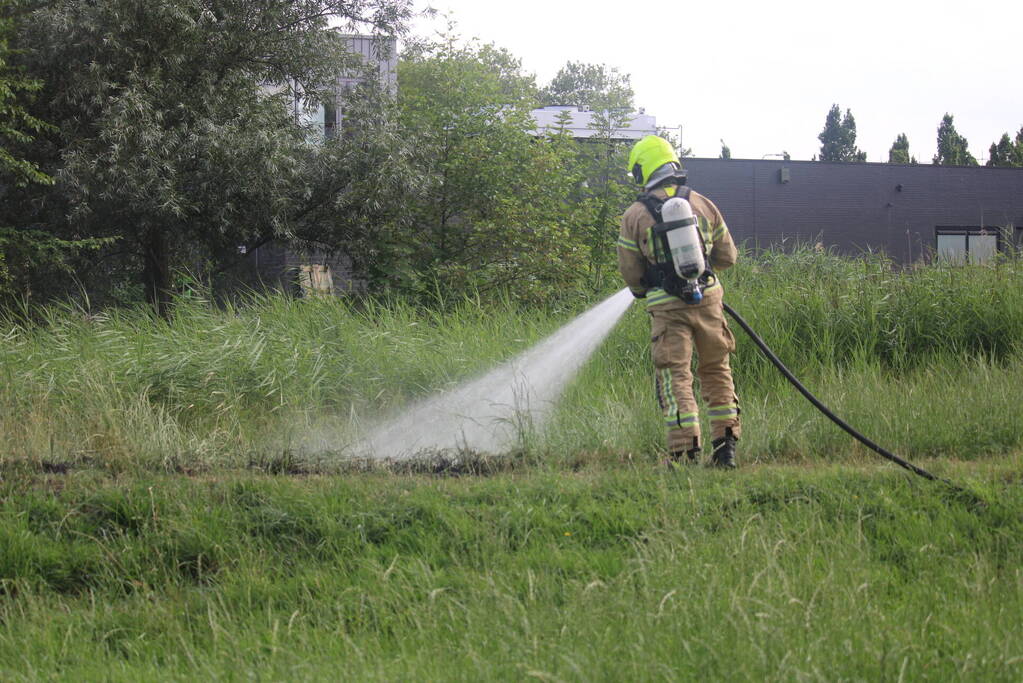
[1,460,1021,680]
[2,251,1023,679]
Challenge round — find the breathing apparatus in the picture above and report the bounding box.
[640,189,717,304]
[628,136,716,304]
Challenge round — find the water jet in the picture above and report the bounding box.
[357,288,634,459]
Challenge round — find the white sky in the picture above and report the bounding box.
[411,0,1022,162]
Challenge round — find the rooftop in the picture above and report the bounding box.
[530,106,658,141]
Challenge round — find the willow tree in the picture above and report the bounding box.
[10,0,411,313]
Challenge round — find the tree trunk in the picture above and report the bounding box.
[142,228,172,318]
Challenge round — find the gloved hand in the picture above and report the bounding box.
[631,289,647,299]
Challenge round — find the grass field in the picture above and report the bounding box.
[2,250,1022,679]
[2,459,1021,680]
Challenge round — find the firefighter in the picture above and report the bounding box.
[617,135,740,468]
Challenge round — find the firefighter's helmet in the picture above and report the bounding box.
[628,135,686,189]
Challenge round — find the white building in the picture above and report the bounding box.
[292,34,398,138]
[530,105,658,141]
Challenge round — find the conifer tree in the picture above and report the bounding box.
[817,104,867,162]
[932,113,977,166]
[986,126,1023,167]
[888,133,916,164]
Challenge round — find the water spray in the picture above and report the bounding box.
[357,289,634,460]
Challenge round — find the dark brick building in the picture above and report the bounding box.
[682,158,1023,263]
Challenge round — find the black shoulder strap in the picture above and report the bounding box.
[637,193,665,222]
[638,185,693,222]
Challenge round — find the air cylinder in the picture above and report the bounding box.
[661,197,705,280]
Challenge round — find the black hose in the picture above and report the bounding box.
[722,302,955,487]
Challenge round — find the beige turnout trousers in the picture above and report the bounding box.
[650,291,741,452]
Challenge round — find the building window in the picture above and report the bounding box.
[935,227,1000,264]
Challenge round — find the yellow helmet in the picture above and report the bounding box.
[628,135,684,188]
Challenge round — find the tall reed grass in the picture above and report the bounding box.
[545,247,1023,463]
[2,249,1021,470]
[725,247,1023,378]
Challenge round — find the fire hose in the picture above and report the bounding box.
[722,302,960,489]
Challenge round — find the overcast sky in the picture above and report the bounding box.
[410,1,1022,163]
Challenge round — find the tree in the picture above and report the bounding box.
[545,62,644,290]
[534,60,644,291]
[817,104,867,162]
[0,0,48,296]
[719,139,731,160]
[540,62,633,112]
[888,133,917,164]
[395,35,586,302]
[0,2,47,188]
[8,0,411,313]
[0,0,113,302]
[986,127,1023,167]
[575,112,635,292]
[987,133,1016,167]
[932,113,977,166]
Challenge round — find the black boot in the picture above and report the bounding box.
[666,438,700,468]
[711,429,737,469]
